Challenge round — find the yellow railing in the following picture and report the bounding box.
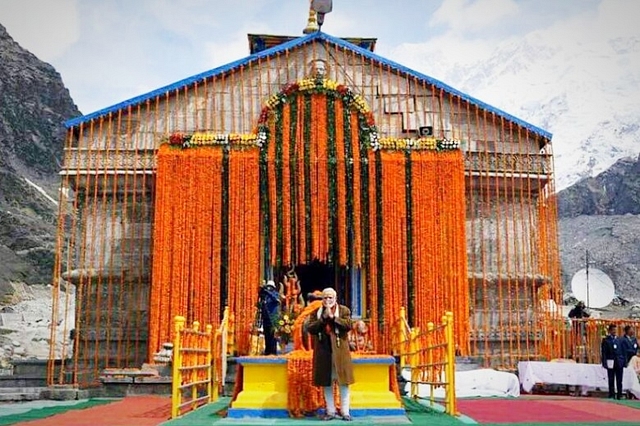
[393,309,458,416]
[171,308,231,419]
[212,307,231,400]
[393,307,412,368]
[171,317,213,418]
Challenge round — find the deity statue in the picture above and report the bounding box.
[349,320,373,353]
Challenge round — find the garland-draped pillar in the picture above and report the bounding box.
[149,145,260,356]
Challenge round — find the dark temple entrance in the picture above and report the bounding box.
[277,260,353,307]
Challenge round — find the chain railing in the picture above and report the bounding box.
[393,309,458,416]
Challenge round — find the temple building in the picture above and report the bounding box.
[49,22,562,385]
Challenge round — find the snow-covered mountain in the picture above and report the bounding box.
[389,31,640,190]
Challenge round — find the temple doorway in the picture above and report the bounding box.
[294,260,334,300]
[277,260,359,312]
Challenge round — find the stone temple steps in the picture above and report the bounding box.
[0,386,48,401]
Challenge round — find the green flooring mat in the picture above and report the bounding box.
[481,423,640,426]
[0,398,116,426]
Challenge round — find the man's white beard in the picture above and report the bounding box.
[324,299,337,309]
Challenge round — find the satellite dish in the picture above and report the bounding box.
[570,268,615,309]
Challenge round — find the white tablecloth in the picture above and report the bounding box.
[518,361,640,398]
[402,368,520,398]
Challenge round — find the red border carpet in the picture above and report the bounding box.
[457,398,640,424]
[11,396,171,426]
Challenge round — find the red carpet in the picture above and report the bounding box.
[14,396,171,426]
[457,398,640,424]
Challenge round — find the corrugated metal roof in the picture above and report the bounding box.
[65,31,552,140]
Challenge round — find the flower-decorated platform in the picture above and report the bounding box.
[227,353,404,419]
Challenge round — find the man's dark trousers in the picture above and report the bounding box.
[607,366,623,398]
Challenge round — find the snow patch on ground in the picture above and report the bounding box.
[23,177,58,206]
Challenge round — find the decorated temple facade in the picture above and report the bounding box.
[50,30,562,385]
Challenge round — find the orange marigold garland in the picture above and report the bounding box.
[228,149,262,354]
[380,150,407,351]
[350,111,363,266]
[295,96,307,262]
[292,300,323,351]
[334,100,348,265]
[367,148,380,351]
[149,145,227,355]
[148,148,168,356]
[314,94,329,260]
[267,118,278,266]
[149,78,468,359]
[286,350,324,417]
[409,150,468,351]
[282,102,292,264]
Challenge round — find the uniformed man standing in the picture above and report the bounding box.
[601,324,626,399]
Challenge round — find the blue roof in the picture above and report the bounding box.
[65,31,552,140]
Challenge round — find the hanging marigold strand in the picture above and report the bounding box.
[292,300,323,351]
[282,103,292,265]
[314,94,329,260]
[367,148,379,350]
[210,148,223,326]
[350,112,363,266]
[295,96,307,262]
[196,150,208,324]
[268,119,278,266]
[148,146,168,355]
[380,151,406,352]
[310,94,320,259]
[227,149,238,343]
[229,149,262,353]
[334,100,347,265]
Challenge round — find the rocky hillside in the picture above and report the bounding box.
[557,154,640,218]
[0,23,79,300]
[557,154,640,302]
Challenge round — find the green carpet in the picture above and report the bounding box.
[403,398,470,425]
[0,398,116,426]
[159,398,230,426]
[481,423,640,426]
[610,398,640,409]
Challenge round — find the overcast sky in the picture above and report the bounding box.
[1,0,637,117]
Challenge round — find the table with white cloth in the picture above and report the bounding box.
[401,368,521,398]
[518,361,640,398]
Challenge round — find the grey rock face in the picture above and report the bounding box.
[557,155,640,218]
[0,23,80,297]
[559,215,640,302]
[557,155,640,302]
